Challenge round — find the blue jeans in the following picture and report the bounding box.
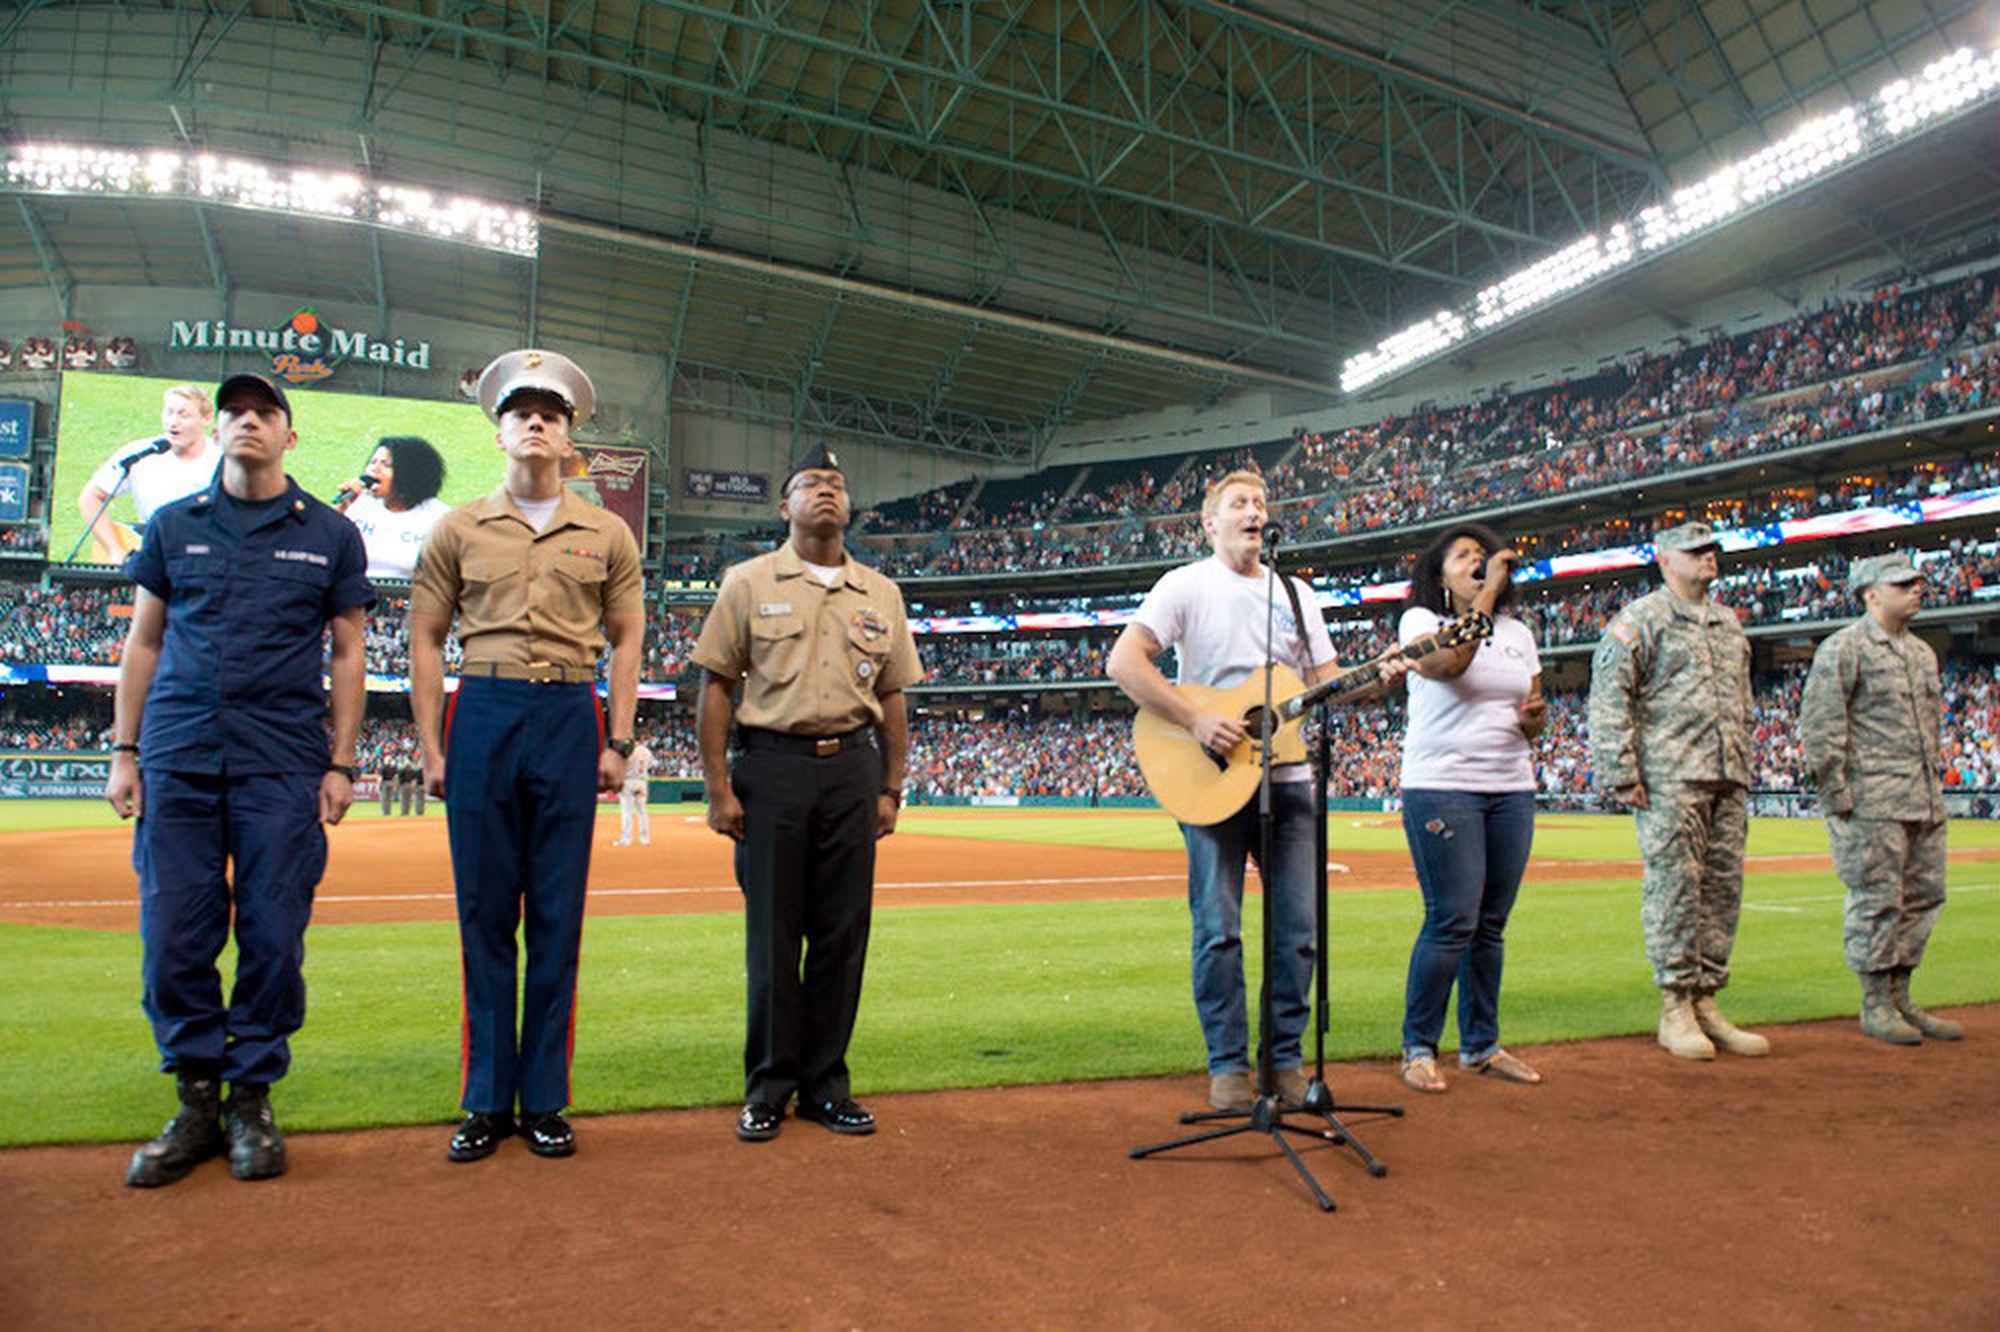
[1399,789,1536,1063]
[1181,781,1317,1075]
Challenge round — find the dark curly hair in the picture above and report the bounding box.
[379,436,446,506]
[1405,521,1517,615]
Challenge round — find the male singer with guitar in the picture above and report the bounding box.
[1107,470,1406,1113]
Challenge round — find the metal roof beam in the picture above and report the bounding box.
[546,211,1328,393]
[301,0,1528,280]
[14,198,73,319]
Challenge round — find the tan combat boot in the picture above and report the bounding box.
[1658,988,1715,1060]
[1859,971,1922,1045]
[1691,994,1770,1057]
[1891,968,1963,1041]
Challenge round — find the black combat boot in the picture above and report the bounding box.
[224,1082,288,1181]
[125,1066,226,1188]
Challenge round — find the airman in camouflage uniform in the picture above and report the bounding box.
[1800,552,1960,1045]
[1588,522,1771,1061]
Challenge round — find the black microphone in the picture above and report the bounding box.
[331,473,377,506]
[1261,523,1284,548]
[118,437,170,470]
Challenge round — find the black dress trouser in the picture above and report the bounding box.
[731,737,881,1106]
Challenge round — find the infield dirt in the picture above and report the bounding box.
[2,1008,1994,1329]
[5,813,1993,931]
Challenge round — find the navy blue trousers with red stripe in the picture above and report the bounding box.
[443,677,600,1115]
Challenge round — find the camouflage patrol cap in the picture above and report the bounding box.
[1848,552,1923,593]
[1653,521,1721,554]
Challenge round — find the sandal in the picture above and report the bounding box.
[1400,1053,1447,1094]
[1467,1048,1543,1085]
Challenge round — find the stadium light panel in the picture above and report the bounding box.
[2,144,537,257]
[1340,45,2000,395]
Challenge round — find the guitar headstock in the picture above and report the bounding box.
[1437,609,1495,648]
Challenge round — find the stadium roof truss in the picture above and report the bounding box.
[0,0,1994,462]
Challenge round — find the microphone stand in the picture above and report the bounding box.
[62,447,155,566]
[1131,530,1399,1212]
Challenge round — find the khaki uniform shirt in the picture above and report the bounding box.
[1588,586,1753,790]
[692,543,923,734]
[409,487,644,666]
[1799,616,1945,821]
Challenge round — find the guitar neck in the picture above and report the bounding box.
[1276,627,1457,722]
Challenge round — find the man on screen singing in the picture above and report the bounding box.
[1106,469,1403,1113]
[76,384,221,563]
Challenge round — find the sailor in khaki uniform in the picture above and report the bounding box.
[692,441,922,1143]
[409,348,645,1163]
[1801,552,1960,1045]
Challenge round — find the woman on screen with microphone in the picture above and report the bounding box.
[335,436,449,581]
[1395,521,1547,1095]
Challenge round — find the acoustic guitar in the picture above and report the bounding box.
[1133,610,1494,826]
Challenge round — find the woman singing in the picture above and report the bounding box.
[1396,522,1547,1094]
[335,436,450,581]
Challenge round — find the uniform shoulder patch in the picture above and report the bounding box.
[1606,617,1636,646]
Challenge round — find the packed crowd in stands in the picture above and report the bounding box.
[0,580,127,665]
[0,709,111,750]
[6,534,1996,683]
[905,713,1148,800]
[0,525,47,555]
[8,663,1995,809]
[842,269,1999,579]
[897,539,1999,682]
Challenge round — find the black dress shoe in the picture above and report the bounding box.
[521,1110,576,1158]
[796,1097,876,1136]
[446,1111,514,1163]
[735,1101,784,1142]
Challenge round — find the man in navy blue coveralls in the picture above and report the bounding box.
[409,348,644,1163]
[108,372,371,1187]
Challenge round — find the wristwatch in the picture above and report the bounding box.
[327,763,361,781]
[606,737,636,758]
[880,787,903,808]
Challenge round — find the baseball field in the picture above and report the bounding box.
[2,800,1995,1327]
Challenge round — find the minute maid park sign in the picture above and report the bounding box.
[167,308,432,385]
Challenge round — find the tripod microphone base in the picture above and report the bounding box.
[1130,1089,1399,1210]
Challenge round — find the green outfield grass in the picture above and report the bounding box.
[894,807,2000,858]
[0,807,1993,1147]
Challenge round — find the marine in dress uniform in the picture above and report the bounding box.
[1800,553,1961,1045]
[1588,522,1771,1061]
[692,442,922,1142]
[409,349,645,1162]
[107,373,372,1186]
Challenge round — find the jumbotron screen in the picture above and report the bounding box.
[50,370,498,568]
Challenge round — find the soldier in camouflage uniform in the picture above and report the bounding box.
[1800,552,1960,1045]
[1588,522,1771,1061]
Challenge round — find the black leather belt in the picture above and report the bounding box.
[737,726,870,757]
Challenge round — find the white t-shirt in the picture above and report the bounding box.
[804,559,844,586]
[87,437,220,521]
[1398,606,1540,792]
[509,493,561,533]
[1133,555,1338,783]
[345,493,451,581]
